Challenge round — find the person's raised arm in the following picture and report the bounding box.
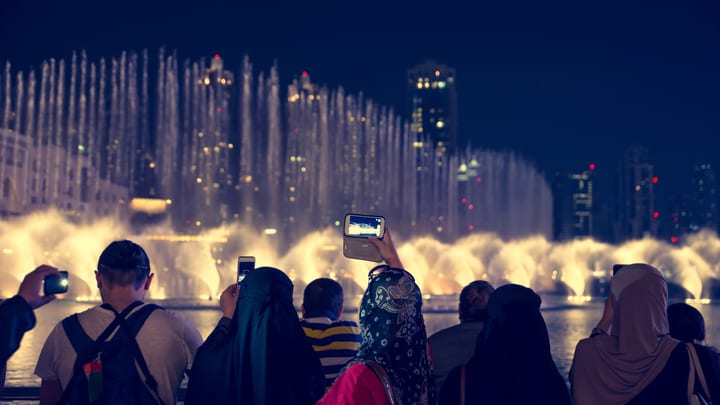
[369,228,404,269]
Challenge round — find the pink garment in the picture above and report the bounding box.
[316,363,390,405]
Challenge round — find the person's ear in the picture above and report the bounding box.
[301,304,306,317]
[95,270,102,289]
[337,304,344,319]
[144,273,154,290]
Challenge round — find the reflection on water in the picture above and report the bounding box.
[5,297,720,389]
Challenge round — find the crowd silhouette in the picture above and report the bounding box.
[1,231,719,404]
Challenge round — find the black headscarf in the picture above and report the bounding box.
[344,268,435,404]
[440,284,570,405]
[185,267,324,405]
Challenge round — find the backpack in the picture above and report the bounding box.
[59,301,165,405]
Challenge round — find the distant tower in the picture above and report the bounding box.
[670,163,717,241]
[406,61,458,154]
[615,147,659,241]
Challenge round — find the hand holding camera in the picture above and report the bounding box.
[18,265,65,309]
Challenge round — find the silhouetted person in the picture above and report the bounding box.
[439,284,570,405]
[1,265,61,392]
[35,240,202,405]
[317,229,436,404]
[185,267,325,405]
[429,280,494,393]
[667,302,720,401]
[300,278,361,391]
[571,263,703,404]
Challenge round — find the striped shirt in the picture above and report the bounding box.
[301,316,362,390]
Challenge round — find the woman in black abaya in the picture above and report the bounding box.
[185,267,324,405]
[439,284,571,405]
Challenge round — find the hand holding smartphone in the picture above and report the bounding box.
[343,214,386,262]
[237,256,255,284]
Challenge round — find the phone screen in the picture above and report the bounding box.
[237,256,255,283]
[344,214,385,238]
[43,271,69,295]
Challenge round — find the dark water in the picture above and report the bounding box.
[5,297,720,390]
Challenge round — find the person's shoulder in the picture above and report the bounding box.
[332,319,360,329]
[429,323,463,341]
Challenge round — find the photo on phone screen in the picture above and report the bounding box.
[43,270,69,295]
[344,214,385,238]
[237,256,255,283]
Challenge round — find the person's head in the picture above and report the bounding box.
[668,302,705,343]
[458,280,494,322]
[610,263,669,345]
[301,278,344,320]
[353,265,435,404]
[95,240,152,293]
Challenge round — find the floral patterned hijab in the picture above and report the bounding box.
[345,266,435,404]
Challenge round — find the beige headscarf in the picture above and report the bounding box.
[570,263,679,405]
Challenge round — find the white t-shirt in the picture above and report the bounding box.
[35,303,203,405]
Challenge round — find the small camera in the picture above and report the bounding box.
[43,271,69,295]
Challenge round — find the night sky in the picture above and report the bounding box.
[2,0,720,195]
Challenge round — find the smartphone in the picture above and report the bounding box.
[237,256,255,283]
[43,271,69,295]
[344,214,386,238]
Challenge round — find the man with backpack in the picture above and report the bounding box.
[35,240,203,405]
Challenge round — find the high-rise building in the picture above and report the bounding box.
[552,163,612,241]
[614,146,659,241]
[669,163,717,241]
[407,61,458,154]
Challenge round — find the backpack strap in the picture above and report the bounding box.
[105,302,165,405]
[60,301,146,404]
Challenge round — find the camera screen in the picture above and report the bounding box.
[346,215,384,237]
[237,256,255,283]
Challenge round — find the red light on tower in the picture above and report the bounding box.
[302,70,308,77]
[214,54,221,59]
[652,176,658,184]
[460,197,467,205]
[476,177,482,183]
[653,211,659,219]
[589,163,596,171]
[468,224,474,231]
[468,204,475,210]
[671,236,678,244]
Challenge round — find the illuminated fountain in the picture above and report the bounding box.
[0,50,717,302]
[0,211,718,301]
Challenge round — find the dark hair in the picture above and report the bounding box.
[302,278,343,319]
[97,240,151,289]
[459,280,494,321]
[667,302,705,343]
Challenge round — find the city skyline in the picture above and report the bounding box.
[2,2,719,193]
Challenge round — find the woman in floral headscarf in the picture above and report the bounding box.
[317,230,435,405]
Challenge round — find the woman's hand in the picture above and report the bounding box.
[219,283,239,319]
[369,228,404,268]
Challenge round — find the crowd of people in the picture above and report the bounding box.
[1,231,720,404]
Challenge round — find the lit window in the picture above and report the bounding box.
[417,83,423,89]
[435,70,440,77]
[436,121,445,128]
[438,81,446,89]
[424,82,429,88]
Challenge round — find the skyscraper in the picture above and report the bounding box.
[407,61,458,154]
[614,146,659,241]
